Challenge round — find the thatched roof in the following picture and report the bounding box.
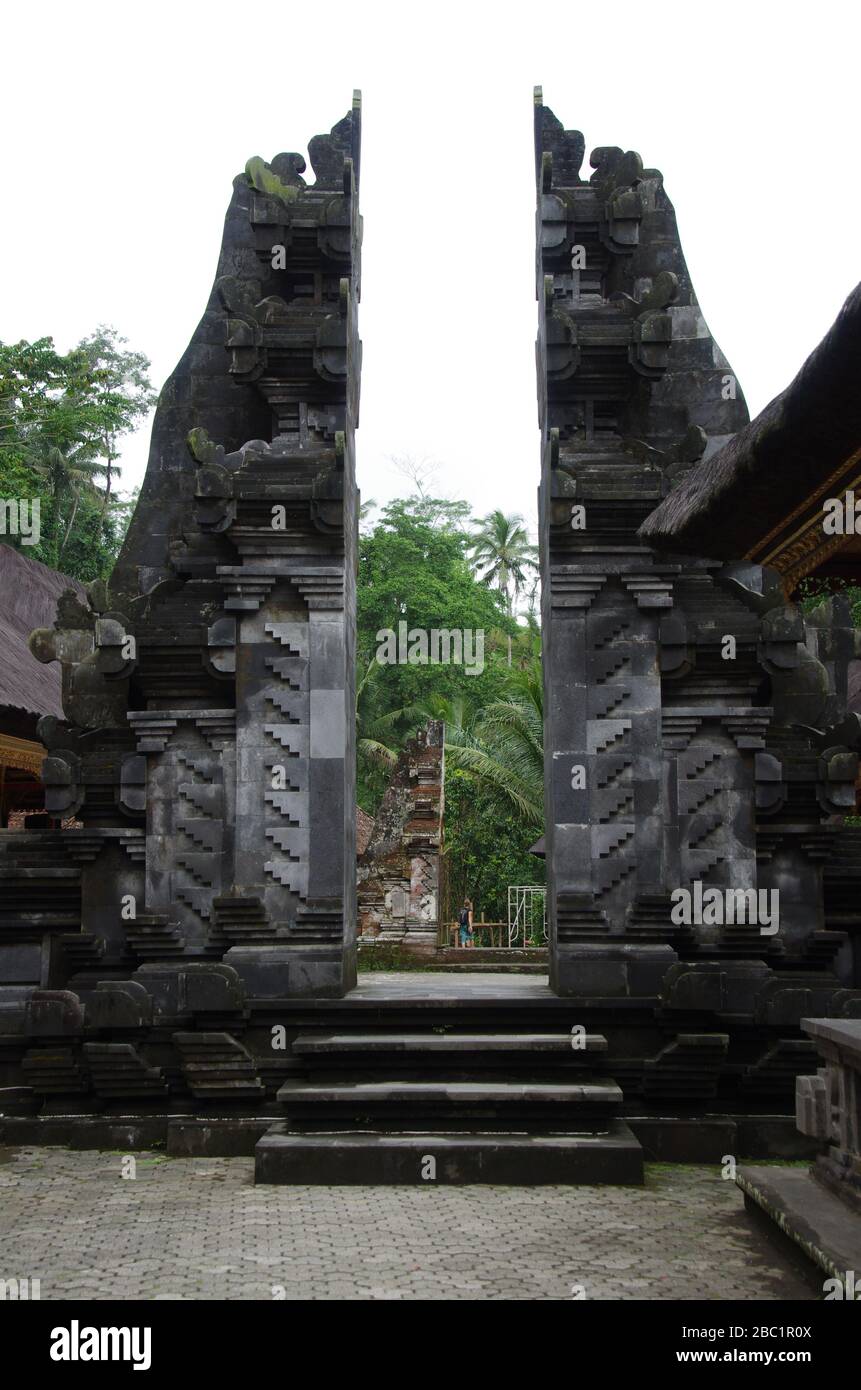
[0,544,86,719]
[638,282,861,558]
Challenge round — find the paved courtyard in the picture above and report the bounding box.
[0,1145,818,1300]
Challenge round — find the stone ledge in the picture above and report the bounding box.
[254,1120,644,1185]
[736,1163,861,1283]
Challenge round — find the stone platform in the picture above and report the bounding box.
[256,1125,643,1185]
[0,972,814,1174]
[252,973,641,1185]
[733,1018,861,1289]
[346,971,555,999]
[737,1165,861,1287]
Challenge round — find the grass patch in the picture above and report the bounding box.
[357,944,440,972]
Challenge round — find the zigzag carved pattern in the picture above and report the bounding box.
[592,726,629,755]
[596,789,635,823]
[262,624,309,900]
[681,782,723,817]
[593,688,631,718]
[683,750,722,779]
[174,753,220,926]
[175,885,213,920]
[594,622,631,650]
[596,754,632,789]
[687,849,727,880]
[687,814,724,852]
[595,651,632,683]
[595,858,636,897]
[596,827,635,858]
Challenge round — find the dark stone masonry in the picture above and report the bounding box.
[10,100,363,1000]
[535,87,861,1114]
[0,90,859,1190]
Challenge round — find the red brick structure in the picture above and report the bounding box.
[357,721,444,950]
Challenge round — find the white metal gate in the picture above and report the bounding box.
[507,886,547,948]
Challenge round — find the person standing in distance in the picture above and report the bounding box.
[458,898,474,948]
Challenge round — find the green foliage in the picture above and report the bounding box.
[358,494,511,672]
[442,773,545,923]
[355,494,546,913]
[797,575,861,625]
[355,655,411,812]
[357,944,439,972]
[54,488,139,583]
[72,326,157,508]
[468,508,538,617]
[0,337,84,465]
[442,635,544,825]
[356,494,518,803]
[0,328,154,581]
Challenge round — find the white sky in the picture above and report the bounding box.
[3,0,859,535]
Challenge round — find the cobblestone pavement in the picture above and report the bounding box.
[0,1146,817,1300]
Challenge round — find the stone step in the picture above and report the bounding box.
[276,1077,622,1130]
[433,948,549,963]
[0,863,73,873]
[291,1031,607,1055]
[279,1062,608,1085]
[279,1079,619,1105]
[427,962,548,974]
[255,1121,644,1185]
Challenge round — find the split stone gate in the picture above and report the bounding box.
[0,92,860,1177]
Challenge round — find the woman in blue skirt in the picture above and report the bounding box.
[458,898,473,947]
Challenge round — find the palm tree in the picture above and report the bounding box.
[356,648,545,829]
[469,511,538,665]
[468,510,538,618]
[25,436,108,561]
[355,657,434,803]
[358,497,378,532]
[428,649,545,828]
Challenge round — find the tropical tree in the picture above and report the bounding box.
[442,775,545,923]
[443,649,544,828]
[431,650,546,922]
[70,326,157,512]
[355,656,425,811]
[25,436,107,561]
[351,494,547,925]
[468,510,538,618]
[0,328,155,579]
[358,496,378,533]
[357,493,513,711]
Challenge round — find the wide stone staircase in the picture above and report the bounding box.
[255,1025,643,1184]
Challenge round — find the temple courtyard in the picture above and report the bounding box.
[0,1143,819,1301]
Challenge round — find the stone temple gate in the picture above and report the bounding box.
[0,91,859,1182]
[535,89,861,1002]
[27,99,363,1000]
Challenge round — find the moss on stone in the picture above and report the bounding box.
[244,156,300,207]
[187,427,216,464]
